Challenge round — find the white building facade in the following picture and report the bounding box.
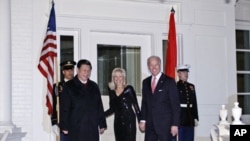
[1,0,250,141]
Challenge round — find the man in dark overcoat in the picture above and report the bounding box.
[59,59,107,141]
[139,56,180,141]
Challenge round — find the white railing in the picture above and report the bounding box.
[0,131,9,141]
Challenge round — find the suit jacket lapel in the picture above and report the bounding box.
[154,73,165,94]
[148,76,153,93]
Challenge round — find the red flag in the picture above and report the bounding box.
[165,8,177,79]
[38,2,57,116]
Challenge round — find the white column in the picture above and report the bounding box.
[0,0,14,133]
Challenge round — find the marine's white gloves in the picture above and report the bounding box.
[52,125,59,136]
[194,119,199,127]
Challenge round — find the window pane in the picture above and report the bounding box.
[236,51,250,71]
[162,40,167,72]
[236,30,250,116]
[238,95,250,114]
[97,44,141,95]
[237,74,250,93]
[236,30,250,49]
[60,35,74,80]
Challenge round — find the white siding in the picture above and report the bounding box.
[4,0,245,141]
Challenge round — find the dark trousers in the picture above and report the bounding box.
[60,132,69,141]
[145,126,176,141]
[177,126,194,141]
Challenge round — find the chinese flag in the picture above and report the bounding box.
[165,8,177,79]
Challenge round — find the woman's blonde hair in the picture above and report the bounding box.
[108,67,127,90]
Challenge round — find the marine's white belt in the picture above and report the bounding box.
[180,104,192,108]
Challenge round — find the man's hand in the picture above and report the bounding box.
[99,128,105,134]
[62,130,68,134]
[52,125,59,136]
[170,126,178,137]
[139,122,146,132]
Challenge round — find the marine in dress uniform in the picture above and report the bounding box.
[51,60,76,141]
[176,64,199,141]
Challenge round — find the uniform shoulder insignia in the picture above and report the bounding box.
[189,85,195,91]
[59,85,63,93]
[58,82,64,93]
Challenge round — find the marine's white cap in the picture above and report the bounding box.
[176,64,190,72]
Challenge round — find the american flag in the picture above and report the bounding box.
[38,2,57,116]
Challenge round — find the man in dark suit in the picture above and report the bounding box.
[176,64,199,141]
[59,59,107,141]
[51,60,76,141]
[139,55,180,141]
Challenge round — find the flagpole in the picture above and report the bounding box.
[38,0,58,139]
[51,1,59,141]
[51,2,59,141]
[54,56,60,141]
[165,7,179,141]
[172,7,178,141]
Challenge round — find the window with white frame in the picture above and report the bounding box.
[97,44,141,96]
[57,30,79,81]
[162,40,168,72]
[236,29,250,115]
[90,32,151,96]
